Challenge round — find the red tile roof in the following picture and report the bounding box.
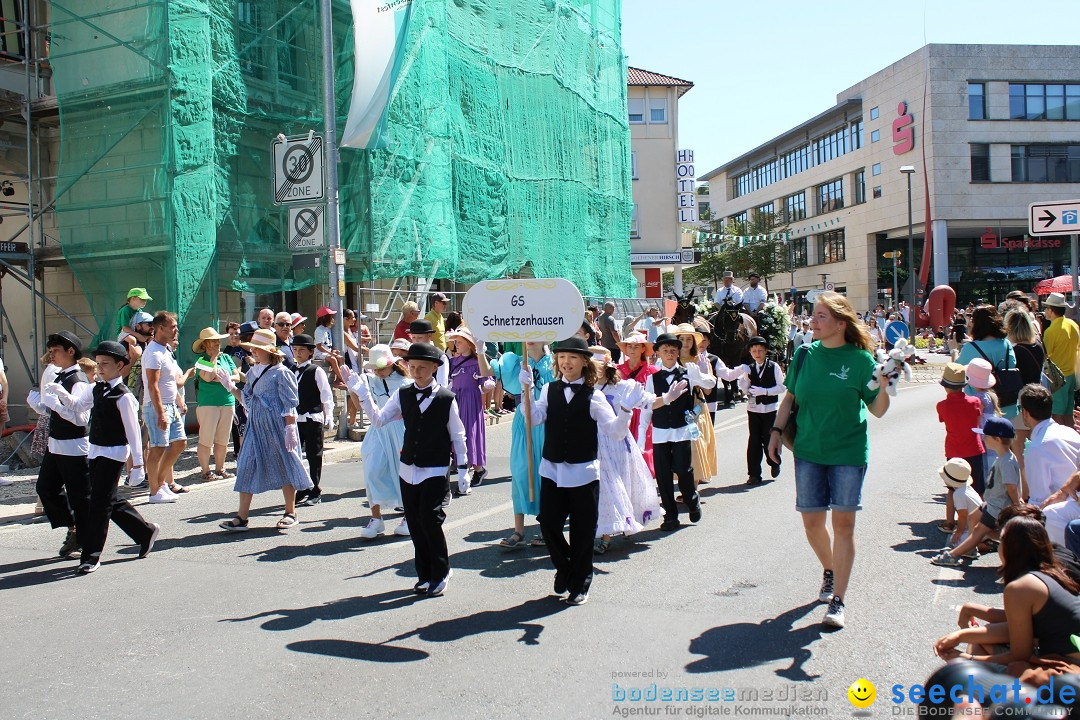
[627,66,694,96]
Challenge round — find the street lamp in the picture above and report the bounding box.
[900,165,916,328]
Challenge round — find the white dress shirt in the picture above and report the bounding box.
[30,364,91,457]
[294,361,335,423]
[714,360,787,414]
[715,284,743,305]
[526,377,631,488]
[742,284,768,312]
[57,376,144,465]
[353,378,468,485]
[1024,418,1080,506]
[643,362,716,444]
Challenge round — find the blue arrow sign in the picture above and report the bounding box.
[885,320,909,344]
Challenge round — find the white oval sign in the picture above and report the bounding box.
[463,278,584,344]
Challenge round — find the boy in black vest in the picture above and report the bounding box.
[519,336,641,606]
[29,331,92,558]
[47,342,160,573]
[343,343,468,597]
[291,334,335,506]
[643,333,703,531]
[714,336,787,485]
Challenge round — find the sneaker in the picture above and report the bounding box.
[127,479,148,489]
[471,468,487,487]
[76,558,101,575]
[428,569,453,597]
[566,592,589,606]
[553,572,569,596]
[139,523,161,558]
[160,484,178,497]
[393,519,410,536]
[148,490,176,504]
[931,550,962,566]
[360,517,385,539]
[58,528,80,558]
[413,581,430,595]
[457,476,471,496]
[822,596,845,628]
[818,570,834,603]
[300,493,322,506]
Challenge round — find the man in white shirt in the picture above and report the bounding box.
[1020,384,1080,507]
[742,273,769,313]
[142,311,194,503]
[715,271,743,306]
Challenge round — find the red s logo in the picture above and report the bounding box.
[893,102,915,155]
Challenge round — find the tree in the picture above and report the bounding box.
[692,211,792,293]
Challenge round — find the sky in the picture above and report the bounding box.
[621,0,1080,178]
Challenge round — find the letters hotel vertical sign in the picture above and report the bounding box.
[676,150,697,223]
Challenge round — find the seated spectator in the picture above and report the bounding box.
[1042,468,1080,551]
[1019,384,1080,507]
[936,458,984,554]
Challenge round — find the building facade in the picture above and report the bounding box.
[701,44,1080,314]
[627,66,693,299]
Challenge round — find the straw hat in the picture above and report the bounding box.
[446,327,478,351]
[1045,292,1072,309]
[964,358,996,390]
[939,362,966,389]
[364,344,396,370]
[672,322,704,345]
[618,331,653,356]
[239,328,284,356]
[191,327,229,354]
[589,345,613,365]
[939,458,973,489]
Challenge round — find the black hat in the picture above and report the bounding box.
[409,319,435,335]
[748,272,760,280]
[291,333,316,349]
[403,342,444,365]
[552,336,592,357]
[46,331,83,359]
[93,341,130,364]
[238,320,259,335]
[653,332,681,350]
[747,335,767,348]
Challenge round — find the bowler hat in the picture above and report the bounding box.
[46,330,83,359]
[238,320,259,335]
[552,336,592,357]
[747,335,768,348]
[291,333,316,349]
[748,272,760,280]
[93,341,129,364]
[403,342,445,364]
[653,332,681,350]
[409,319,435,335]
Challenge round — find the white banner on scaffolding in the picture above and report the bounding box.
[340,0,414,150]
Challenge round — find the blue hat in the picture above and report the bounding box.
[973,416,1015,439]
[238,320,259,335]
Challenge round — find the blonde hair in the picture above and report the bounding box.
[816,291,874,353]
[401,301,420,315]
[1004,309,1037,345]
[77,358,98,375]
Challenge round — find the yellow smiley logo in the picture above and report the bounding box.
[848,678,876,708]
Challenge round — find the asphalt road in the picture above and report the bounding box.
[1,377,987,719]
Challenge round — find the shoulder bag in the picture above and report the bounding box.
[971,341,1023,406]
[782,346,807,451]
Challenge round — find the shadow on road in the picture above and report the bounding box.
[930,564,1002,596]
[0,556,128,589]
[385,596,569,647]
[286,638,428,663]
[685,602,825,680]
[892,520,947,554]
[222,588,424,631]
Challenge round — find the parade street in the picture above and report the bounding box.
[3,378,984,718]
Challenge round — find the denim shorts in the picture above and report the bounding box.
[143,403,186,447]
[794,458,867,513]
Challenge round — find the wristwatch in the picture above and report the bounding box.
[770,426,783,434]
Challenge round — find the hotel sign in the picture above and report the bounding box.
[676,149,697,223]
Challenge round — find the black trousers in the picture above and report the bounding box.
[82,457,155,564]
[747,410,779,480]
[400,474,450,584]
[296,420,324,497]
[538,478,598,596]
[35,450,89,530]
[653,441,697,522]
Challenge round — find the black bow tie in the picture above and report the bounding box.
[412,385,434,401]
[659,367,680,376]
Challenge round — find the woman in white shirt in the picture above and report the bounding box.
[867,318,884,349]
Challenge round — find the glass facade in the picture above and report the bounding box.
[1009,83,1080,121]
[948,231,1071,305]
[1011,144,1080,182]
[733,118,863,198]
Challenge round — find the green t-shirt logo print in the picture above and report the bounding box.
[829,366,850,381]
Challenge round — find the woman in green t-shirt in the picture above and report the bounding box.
[767,292,891,630]
[193,328,239,480]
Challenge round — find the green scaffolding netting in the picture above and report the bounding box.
[51,0,635,350]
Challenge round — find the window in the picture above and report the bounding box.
[1011,144,1080,183]
[630,204,639,237]
[277,13,315,91]
[755,202,774,220]
[970,143,990,183]
[870,129,880,143]
[872,186,882,199]
[0,0,24,59]
[816,178,844,214]
[791,237,808,268]
[969,82,986,120]
[871,163,881,176]
[237,0,266,79]
[869,106,879,120]
[854,169,866,204]
[1010,83,1080,121]
[628,98,644,124]
[731,118,861,198]
[649,97,668,124]
[729,211,747,230]
[631,151,638,180]
[784,192,806,222]
[819,229,846,264]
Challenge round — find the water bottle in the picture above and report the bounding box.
[685,409,701,440]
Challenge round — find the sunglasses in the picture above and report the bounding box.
[274,321,290,327]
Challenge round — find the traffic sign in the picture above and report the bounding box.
[1029,199,1080,236]
[885,320,909,344]
[288,205,325,250]
[882,251,902,259]
[825,282,835,291]
[273,134,325,204]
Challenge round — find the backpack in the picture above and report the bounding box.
[970,341,1023,407]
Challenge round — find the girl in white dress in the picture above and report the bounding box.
[358,345,411,539]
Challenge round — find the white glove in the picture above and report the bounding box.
[128,467,144,486]
[338,365,353,386]
[26,389,41,409]
[285,423,300,452]
[686,363,703,386]
[322,409,335,432]
[214,367,236,391]
[637,432,647,451]
[746,386,765,398]
[662,380,689,405]
[519,367,533,388]
[344,368,371,401]
[620,382,645,410]
[39,384,65,411]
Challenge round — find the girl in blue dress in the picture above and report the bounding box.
[499,342,554,548]
[216,329,313,531]
[358,345,410,539]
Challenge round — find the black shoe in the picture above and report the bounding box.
[565,592,589,606]
[471,468,487,487]
[58,528,80,558]
[747,476,763,485]
[76,557,100,575]
[413,581,430,595]
[300,493,322,506]
[688,506,702,523]
[553,572,569,596]
[295,490,309,504]
[139,523,161,559]
[660,519,680,531]
[770,463,781,478]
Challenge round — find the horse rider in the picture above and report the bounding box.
[716,271,743,306]
[742,273,768,313]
